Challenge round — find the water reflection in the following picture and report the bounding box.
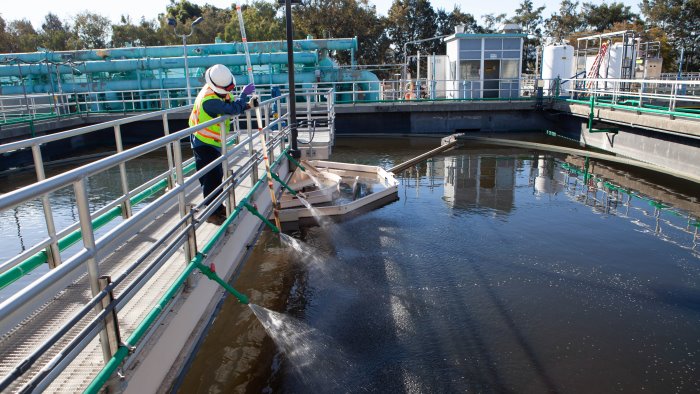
[443,155,516,212]
[183,141,700,394]
[435,151,699,254]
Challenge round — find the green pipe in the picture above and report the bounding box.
[1,160,199,290]
[0,178,172,290]
[270,172,296,195]
[85,148,288,393]
[284,152,305,171]
[83,257,200,394]
[563,98,700,120]
[195,261,249,304]
[243,202,280,233]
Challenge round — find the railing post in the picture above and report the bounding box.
[98,276,121,357]
[113,125,132,218]
[162,113,176,189]
[267,128,275,163]
[219,119,234,217]
[171,133,196,269]
[31,144,62,269]
[246,111,259,184]
[264,104,270,129]
[73,178,113,364]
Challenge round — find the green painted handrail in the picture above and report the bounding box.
[563,97,700,120]
[0,162,197,290]
[84,148,288,394]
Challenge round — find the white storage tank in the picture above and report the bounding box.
[606,43,624,79]
[542,45,574,95]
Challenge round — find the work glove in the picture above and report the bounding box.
[248,94,259,108]
[241,83,256,96]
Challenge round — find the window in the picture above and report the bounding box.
[501,60,520,78]
[460,39,481,50]
[485,39,502,50]
[460,60,480,79]
[460,50,482,60]
[503,39,520,50]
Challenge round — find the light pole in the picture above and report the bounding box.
[169,16,203,104]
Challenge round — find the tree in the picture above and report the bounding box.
[544,0,583,43]
[386,0,439,63]
[0,16,14,52]
[436,6,482,38]
[70,12,112,49]
[112,16,163,47]
[223,1,284,43]
[642,0,700,72]
[189,5,231,44]
[293,0,388,65]
[8,19,40,52]
[509,0,546,72]
[481,13,507,33]
[581,2,638,32]
[165,0,202,24]
[39,13,71,51]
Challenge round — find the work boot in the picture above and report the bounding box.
[206,206,227,225]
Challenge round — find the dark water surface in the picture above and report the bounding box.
[181,136,700,393]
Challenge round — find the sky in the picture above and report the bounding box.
[2,0,641,29]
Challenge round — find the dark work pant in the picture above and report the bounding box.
[192,142,223,207]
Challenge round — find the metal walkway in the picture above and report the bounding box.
[0,89,335,392]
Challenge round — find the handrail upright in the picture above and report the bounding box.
[31,144,62,269]
[113,125,133,218]
[73,178,114,364]
[162,112,177,189]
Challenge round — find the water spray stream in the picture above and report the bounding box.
[248,304,354,390]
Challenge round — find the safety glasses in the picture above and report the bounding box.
[223,81,236,92]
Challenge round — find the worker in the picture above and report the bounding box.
[189,64,256,225]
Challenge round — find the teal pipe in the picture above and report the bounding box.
[0,38,357,63]
[0,52,318,77]
[242,201,280,233]
[3,70,374,95]
[84,148,289,394]
[284,151,306,171]
[270,172,296,195]
[195,261,249,304]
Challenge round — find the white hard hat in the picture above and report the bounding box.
[205,64,235,95]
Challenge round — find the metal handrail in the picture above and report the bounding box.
[0,87,335,391]
[0,104,192,154]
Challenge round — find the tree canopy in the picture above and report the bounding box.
[0,0,696,73]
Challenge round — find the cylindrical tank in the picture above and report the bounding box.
[542,45,574,95]
[606,43,624,79]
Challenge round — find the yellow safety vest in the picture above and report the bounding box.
[188,86,233,148]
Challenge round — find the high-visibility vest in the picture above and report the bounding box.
[188,86,233,148]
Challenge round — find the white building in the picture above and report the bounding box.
[444,30,525,99]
